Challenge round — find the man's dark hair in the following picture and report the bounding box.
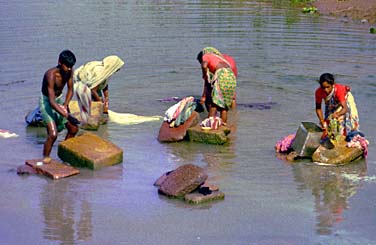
[59,50,76,68]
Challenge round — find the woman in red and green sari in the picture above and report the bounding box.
[197,48,237,124]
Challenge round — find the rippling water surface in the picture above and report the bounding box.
[1,0,376,244]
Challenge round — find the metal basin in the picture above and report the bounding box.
[292,122,323,157]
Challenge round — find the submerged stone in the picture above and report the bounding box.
[69,101,106,130]
[184,191,225,204]
[312,141,363,165]
[158,111,199,142]
[25,159,79,179]
[17,165,37,175]
[186,125,231,145]
[58,132,123,170]
[158,164,208,198]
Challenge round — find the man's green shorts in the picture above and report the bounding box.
[39,94,67,132]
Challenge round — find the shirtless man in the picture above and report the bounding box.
[39,50,79,163]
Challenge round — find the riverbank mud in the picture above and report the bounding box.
[313,0,376,24]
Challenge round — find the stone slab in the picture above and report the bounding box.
[158,164,208,198]
[312,143,363,165]
[69,100,106,130]
[158,111,199,142]
[186,125,231,145]
[58,132,123,170]
[184,191,225,204]
[25,159,80,180]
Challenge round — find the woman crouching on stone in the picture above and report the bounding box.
[315,73,360,140]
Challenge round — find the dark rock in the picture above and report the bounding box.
[286,151,299,162]
[17,165,37,175]
[158,112,199,142]
[158,164,208,198]
[154,170,173,187]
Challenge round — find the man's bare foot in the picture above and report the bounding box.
[42,157,52,164]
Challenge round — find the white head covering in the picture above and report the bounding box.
[74,55,124,89]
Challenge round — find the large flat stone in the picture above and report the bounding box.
[186,125,231,145]
[184,191,225,204]
[58,132,123,170]
[158,111,199,142]
[26,159,80,179]
[69,101,106,130]
[312,142,363,165]
[158,164,208,198]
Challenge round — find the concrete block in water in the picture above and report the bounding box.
[186,125,231,145]
[69,100,106,130]
[58,132,123,170]
[312,142,363,165]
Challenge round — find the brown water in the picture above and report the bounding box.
[1,0,376,244]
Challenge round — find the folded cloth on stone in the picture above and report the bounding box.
[163,96,196,127]
[346,135,369,158]
[200,116,223,130]
[275,134,295,153]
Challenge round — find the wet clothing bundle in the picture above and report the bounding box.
[0,129,18,138]
[200,116,224,130]
[275,134,296,153]
[346,134,369,158]
[164,96,197,127]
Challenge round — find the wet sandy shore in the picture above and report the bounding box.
[313,0,376,24]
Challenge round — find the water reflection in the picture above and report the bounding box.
[40,166,124,243]
[291,161,367,235]
[40,180,93,243]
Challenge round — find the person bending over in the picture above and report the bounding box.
[197,48,237,124]
[39,50,79,163]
